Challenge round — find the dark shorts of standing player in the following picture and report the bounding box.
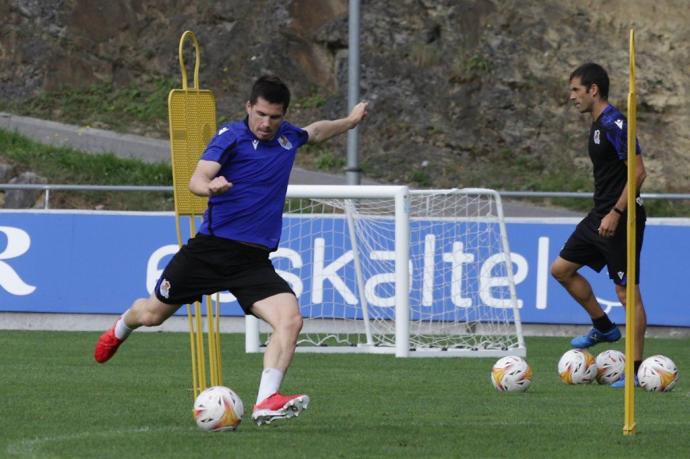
[559,203,646,286]
[154,233,295,313]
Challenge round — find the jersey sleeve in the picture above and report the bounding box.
[294,126,309,147]
[201,125,237,163]
[283,122,309,148]
[604,117,642,160]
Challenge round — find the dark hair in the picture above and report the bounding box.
[249,75,291,111]
[570,63,609,99]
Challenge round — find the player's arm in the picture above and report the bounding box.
[303,101,368,144]
[189,159,232,197]
[599,154,647,237]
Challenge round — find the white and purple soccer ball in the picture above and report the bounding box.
[193,386,244,432]
[595,350,625,385]
[491,356,533,392]
[638,355,679,392]
[558,349,597,384]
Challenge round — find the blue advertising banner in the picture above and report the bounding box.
[0,210,687,327]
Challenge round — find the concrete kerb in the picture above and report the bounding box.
[1,312,688,339]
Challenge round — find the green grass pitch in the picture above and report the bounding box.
[1,331,688,458]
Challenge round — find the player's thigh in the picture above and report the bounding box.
[558,216,606,275]
[133,294,181,324]
[251,293,301,329]
[605,220,645,286]
[229,259,296,315]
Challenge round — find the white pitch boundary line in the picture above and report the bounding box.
[5,426,195,458]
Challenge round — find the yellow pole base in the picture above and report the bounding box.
[623,423,636,435]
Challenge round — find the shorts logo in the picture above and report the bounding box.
[160,279,171,299]
[278,135,292,150]
[593,129,600,145]
[617,271,625,280]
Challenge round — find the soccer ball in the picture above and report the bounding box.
[193,386,244,432]
[637,355,679,392]
[595,350,625,385]
[491,356,532,392]
[558,349,597,384]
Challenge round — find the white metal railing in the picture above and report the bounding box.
[0,183,688,210]
[0,184,173,209]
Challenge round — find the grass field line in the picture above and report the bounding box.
[5,426,195,457]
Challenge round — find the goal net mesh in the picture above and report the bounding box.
[267,188,523,355]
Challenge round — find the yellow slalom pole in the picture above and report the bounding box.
[205,296,217,386]
[187,303,200,398]
[623,28,637,436]
[214,293,223,386]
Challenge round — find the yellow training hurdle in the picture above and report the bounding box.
[167,30,222,398]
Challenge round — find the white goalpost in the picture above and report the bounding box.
[245,185,525,358]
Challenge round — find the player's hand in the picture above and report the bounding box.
[598,212,620,238]
[208,176,232,195]
[348,101,369,126]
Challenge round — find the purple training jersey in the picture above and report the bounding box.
[197,119,309,249]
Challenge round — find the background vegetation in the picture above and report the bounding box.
[1,79,687,216]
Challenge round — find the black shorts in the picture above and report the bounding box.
[559,206,646,286]
[154,234,294,314]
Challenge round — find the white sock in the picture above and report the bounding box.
[114,310,134,340]
[256,368,284,404]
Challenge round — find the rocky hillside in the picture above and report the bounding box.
[1,0,688,192]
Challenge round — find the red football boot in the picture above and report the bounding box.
[94,326,124,363]
[252,392,310,426]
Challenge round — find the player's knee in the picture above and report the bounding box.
[143,312,166,327]
[550,262,569,283]
[279,311,303,337]
[288,312,304,334]
[136,298,172,327]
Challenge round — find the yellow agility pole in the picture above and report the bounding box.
[167,30,222,398]
[623,28,637,436]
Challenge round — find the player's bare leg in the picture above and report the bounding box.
[94,295,180,363]
[608,284,647,388]
[551,256,621,347]
[125,295,181,328]
[613,284,646,361]
[551,257,603,317]
[250,293,309,425]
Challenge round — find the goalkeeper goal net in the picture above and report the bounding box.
[245,185,525,357]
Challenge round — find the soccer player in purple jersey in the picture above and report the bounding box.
[550,63,648,388]
[95,75,369,423]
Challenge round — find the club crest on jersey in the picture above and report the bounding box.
[278,135,293,150]
[252,139,259,150]
[615,119,624,130]
[593,129,600,145]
